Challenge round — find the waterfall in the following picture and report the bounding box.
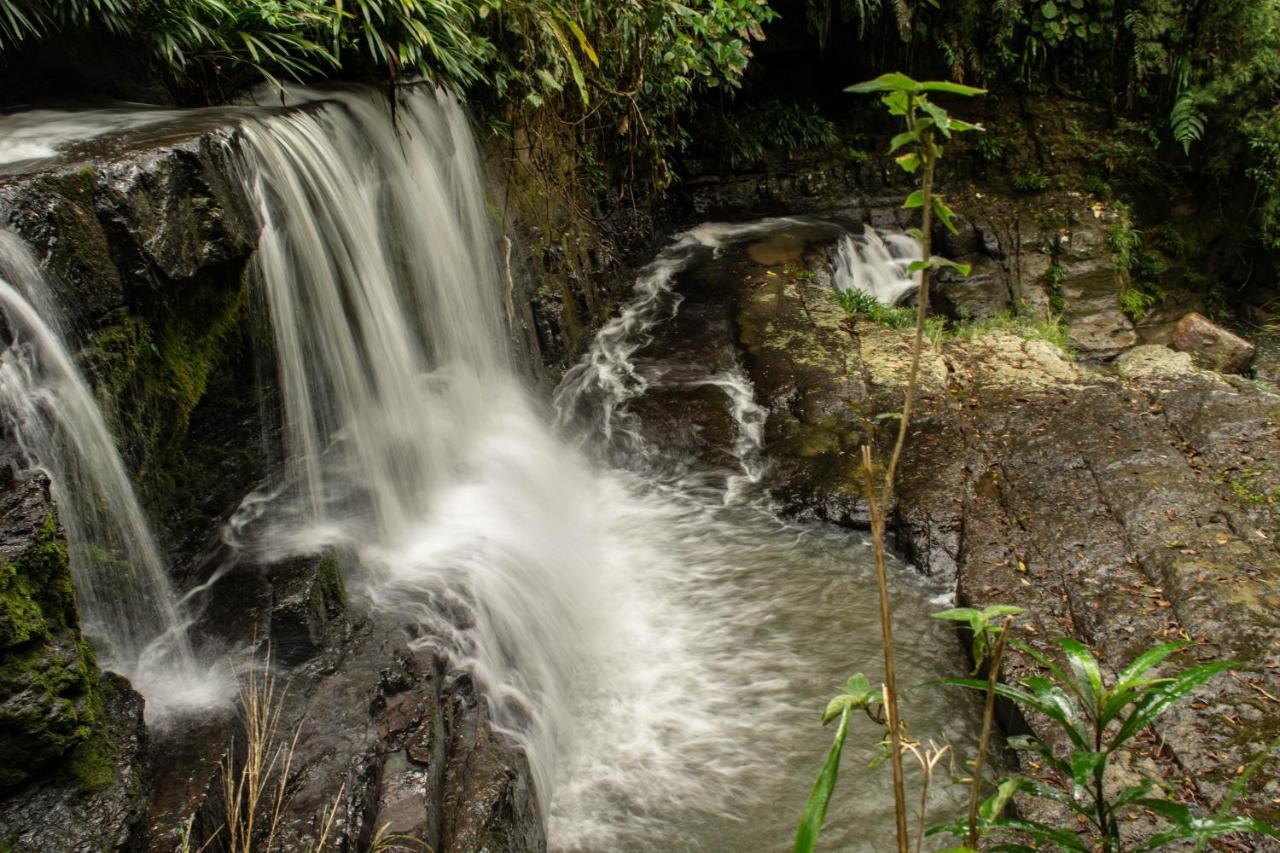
[233,86,612,803]
[0,231,217,715]
[830,224,922,304]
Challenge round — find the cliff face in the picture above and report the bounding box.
[0,90,639,851]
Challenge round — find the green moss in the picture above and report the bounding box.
[79,260,257,537]
[0,513,109,790]
[311,552,347,620]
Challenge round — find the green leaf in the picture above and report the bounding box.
[933,196,959,234]
[896,152,920,173]
[535,68,562,92]
[979,778,1023,821]
[1112,661,1234,746]
[1070,750,1106,790]
[1041,1,1060,19]
[889,129,919,153]
[846,71,922,94]
[794,708,850,853]
[921,99,953,137]
[932,607,981,622]
[1058,637,1104,713]
[903,190,925,208]
[919,81,987,96]
[987,816,1090,850]
[932,256,973,276]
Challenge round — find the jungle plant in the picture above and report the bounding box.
[1012,170,1050,193]
[935,639,1276,851]
[932,605,1021,849]
[795,71,983,853]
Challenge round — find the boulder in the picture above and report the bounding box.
[0,470,107,789]
[1170,311,1256,373]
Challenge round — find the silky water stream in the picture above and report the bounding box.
[0,86,979,849]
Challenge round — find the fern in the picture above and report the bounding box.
[1170,90,1206,155]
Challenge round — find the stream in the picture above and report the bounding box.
[0,86,983,851]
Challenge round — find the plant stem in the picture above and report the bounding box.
[863,445,909,853]
[880,128,935,505]
[967,616,1015,848]
[861,110,938,853]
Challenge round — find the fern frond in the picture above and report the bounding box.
[1170,91,1206,156]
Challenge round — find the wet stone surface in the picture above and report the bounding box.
[719,253,1280,840]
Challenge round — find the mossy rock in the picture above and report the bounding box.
[0,474,110,791]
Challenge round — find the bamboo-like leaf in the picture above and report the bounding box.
[794,708,850,853]
[1058,638,1103,713]
[919,80,987,96]
[1111,661,1234,747]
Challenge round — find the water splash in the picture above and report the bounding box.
[830,225,922,305]
[0,231,226,716]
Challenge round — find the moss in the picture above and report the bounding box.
[79,259,258,540]
[311,552,347,620]
[0,513,109,790]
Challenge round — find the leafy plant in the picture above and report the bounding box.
[935,639,1275,851]
[1120,287,1158,321]
[951,311,1073,353]
[796,72,983,853]
[933,605,1022,848]
[1012,170,1050,193]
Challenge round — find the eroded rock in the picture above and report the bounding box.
[1170,311,1256,373]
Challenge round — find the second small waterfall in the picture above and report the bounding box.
[0,231,217,714]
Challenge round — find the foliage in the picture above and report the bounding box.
[949,311,1074,353]
[709,100,840,169]
[973,133,1007,164]
[794,675,884,853]
[797,72,983,853]
[1119,287,1158,321]
[0,0,775,187]
[932,605,1023,674]
[1011,170,1049,193]
[935,639,1276,851]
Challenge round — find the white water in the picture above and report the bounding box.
[0,231,223,715]
[228,87,977,848]
[831,225,923,304]
[0,85,978,847]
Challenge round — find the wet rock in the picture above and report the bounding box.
[0,471,147,851]
[933,256,1012,319]
[720,252,1280,830]
[1170,311,1256,373]
[268,551,347,666]
[0,470,107,789]
[0,672,148,852]
[442,676,545,853]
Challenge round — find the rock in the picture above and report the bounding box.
[0,672,148,852]
[1114,344,1198,380]
[934,256,1012,319]
[1057,256,1138,359]
[0,470,107,789]
[268,551,347,666]
[1170,311,1256,373]
[0,470,148,850]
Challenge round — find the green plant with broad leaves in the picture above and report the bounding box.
[934,638,1278,851]
[794,71,983,853]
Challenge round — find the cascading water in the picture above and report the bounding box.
[831,224,923,304]
[0,231,219,714]
[232,86,609,803]
[0,81,981,847]
[229,85,980,848]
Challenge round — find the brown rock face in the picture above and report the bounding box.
[1170,311,1256,373]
